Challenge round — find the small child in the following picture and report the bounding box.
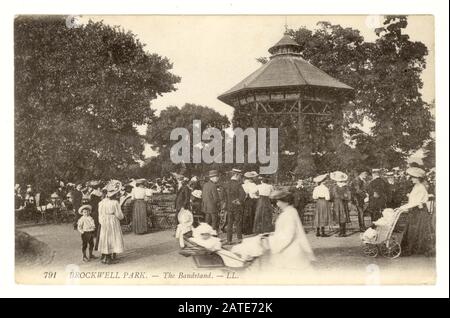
[77,205,96,262]
[361,208,397,244]
[175,208,194,248]
[191,223,222,251]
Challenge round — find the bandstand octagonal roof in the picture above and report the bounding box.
[218,32,353,106]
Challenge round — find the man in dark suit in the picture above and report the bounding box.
[350,170,369,231]
[223,169,247,244]
[367,169,391,222]
[174,174,191,224]
[202,170,221,231]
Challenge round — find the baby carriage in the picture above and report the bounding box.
[180,236,256,268]
[361,208,409,259]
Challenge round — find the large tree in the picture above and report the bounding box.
[15,16,180,191]
[241,15,434,177]
[145,103,230,177]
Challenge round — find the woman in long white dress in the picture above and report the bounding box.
[98,180,125,264]
[259,190,316,279]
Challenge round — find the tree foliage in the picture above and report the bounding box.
[145,103,230,177]
[240,15,434,177]
[15,16,180,191]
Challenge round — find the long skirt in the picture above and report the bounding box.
[332,200,351,224]
[314,199,331,227]
[98,215,124,254]
[401,206,434,256]
[242,198,256,235]
[132,199,148,234]
[253,196,274,234]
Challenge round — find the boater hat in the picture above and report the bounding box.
[105,180,122,197]
[406,167,425,178]
[269,190,290,200]
[230,168,242,174]
[244,171,258,179]
[135,178,147,186]
[313,174,328,183]
[78,204,92,215]
[330,171,348,182]
[191,190,202,199]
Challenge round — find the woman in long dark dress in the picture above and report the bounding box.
[399,167,434,256]
[90,182,103,251]
[242,172,259,234]
[131,179,148,234]
[330,171,351,237]
[253,175,274,234]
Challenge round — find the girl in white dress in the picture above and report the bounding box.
[98,180,125,264]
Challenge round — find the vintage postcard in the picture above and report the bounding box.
[14,15,437,285]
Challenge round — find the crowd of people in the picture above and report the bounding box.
[14,160,436,266]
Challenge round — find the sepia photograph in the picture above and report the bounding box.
[13,14,439,286]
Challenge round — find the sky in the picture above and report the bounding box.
[80,15,435,158]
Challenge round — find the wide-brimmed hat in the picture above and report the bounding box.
[406,167,425,178]
[191,190,202,199]
[269,190,290,200]
[313,174,328,183]
[244,171,258,179]
[105,180,122,197]
[385,171,394,176]
[50,192,60,199]
[135,178,147,186]
[89,180,102,187]
[208,170,219,178]
[330,171,348,182]
[78,204,92,215]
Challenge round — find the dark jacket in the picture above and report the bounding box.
[290,187,310,217]
[202,180,220,214]
[350,176,367,206]
[175,184,191,212]
[222,179,246,211]
[71,189,82,212]
[367,177,390,211]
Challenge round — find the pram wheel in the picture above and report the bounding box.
[380,238,401,259]
[362,244,378,257]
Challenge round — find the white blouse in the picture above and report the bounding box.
[402,183,429,210]
[131,187,147,200]
[256,183,274,197]
[242,180,259,199]
[98,198,124,224]
[312,184,330,200]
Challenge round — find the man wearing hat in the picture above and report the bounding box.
[174,173,191,225]
[350,170,369,232]
[89,181,103,250]
[367,169,391,222]
[222,169,246,244]
[70,184,83,224]
[201,170,221,231]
